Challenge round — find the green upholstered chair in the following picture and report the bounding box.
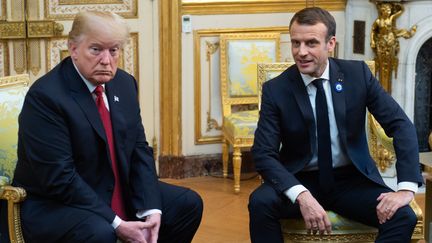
[220,32,280,193]
[256,61,424,242]
[0,74,29,243]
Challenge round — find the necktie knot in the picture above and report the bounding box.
[312,78,325,90]
[94,85,104,97]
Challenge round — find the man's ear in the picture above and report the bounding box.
[68,42,78,60]
[327,36,337,52]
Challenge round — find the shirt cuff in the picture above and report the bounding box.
[284,185,308,204]
[136,209,162,219]
[397,181,418,193]
[111,216,122,229]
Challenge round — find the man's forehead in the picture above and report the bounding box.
[289,23,327,38]
[82,34,122,47]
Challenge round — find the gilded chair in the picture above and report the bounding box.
[256,61,424,242]
[0,74,29,243]
[220,32,280,193]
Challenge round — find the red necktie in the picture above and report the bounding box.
[94,85,127,219]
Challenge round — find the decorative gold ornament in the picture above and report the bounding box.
[370,2,416,93]
[0,22,26,39]
[368,112,395,173]
[205,41,222,132]
[27,21,64,38]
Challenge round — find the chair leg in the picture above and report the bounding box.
[222,139,229,178]
[233,147,242,194]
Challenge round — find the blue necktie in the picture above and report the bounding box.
[312,79,334,192]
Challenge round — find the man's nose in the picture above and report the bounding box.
[99,50,111,64]
[298,43,308,56]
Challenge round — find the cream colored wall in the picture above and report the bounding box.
[181,11,346,156]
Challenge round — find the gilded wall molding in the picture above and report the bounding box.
[0,41,10,76]
[13,41,26,74]
[28,40,41,76]
[0,22,26,39]
[27,21,64,38]
[0,0,6,21]
[159,0,182,156]
[59,0,123,4]
[46,33,139,78]
[45,0,138,20]
[182,0,347,15]
[11,0,24,21]
[194,27,289,144]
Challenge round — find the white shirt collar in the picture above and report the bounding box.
[300,59,330,87]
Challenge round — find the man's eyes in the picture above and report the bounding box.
[291,41,318,47]
[110,48,120,56]
[89,47,120,56]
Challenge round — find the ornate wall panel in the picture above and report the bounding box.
[194,27,290,144]
[46,33,139,78]
[0,41,9,76]
[45,0,137,19]
[182,0,347,15]
[0,0,5,20]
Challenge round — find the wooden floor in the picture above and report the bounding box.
[162,175,426,243]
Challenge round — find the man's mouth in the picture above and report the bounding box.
[297,59,312,67]
[95,71,112,75]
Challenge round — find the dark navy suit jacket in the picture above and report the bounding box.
[252,58,423,195]
[13,57,160,225]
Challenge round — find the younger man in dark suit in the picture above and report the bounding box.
[12,11,202,243]
[249,7,422,243]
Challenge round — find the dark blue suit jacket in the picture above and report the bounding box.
[13,57,160,225]
[252,58,423,195]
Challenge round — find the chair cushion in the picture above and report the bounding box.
[224,110,259,138]
[0,84,28,184]
[281,211,377,234]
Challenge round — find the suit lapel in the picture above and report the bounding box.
[105,79,127,150]
[329,59,347,144]
[288,67,317,152]
[66,58,107,142]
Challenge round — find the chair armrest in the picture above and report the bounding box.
[0,185,26,202]
[0,185,27,243]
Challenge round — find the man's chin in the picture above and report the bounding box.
[92,76,114,85]
[298,67,313,76]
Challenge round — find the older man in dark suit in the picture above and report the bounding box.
[12,11,202,243]
[249,7,422,243]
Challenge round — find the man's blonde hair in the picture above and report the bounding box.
[68,11,130,47]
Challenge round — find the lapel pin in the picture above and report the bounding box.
[335,82,343,93]
[114,96,120,102]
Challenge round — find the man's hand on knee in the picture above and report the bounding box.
[296,191,332,235]
[141,213,161,243]
[115,220,155,243]
[376,190,414,224]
